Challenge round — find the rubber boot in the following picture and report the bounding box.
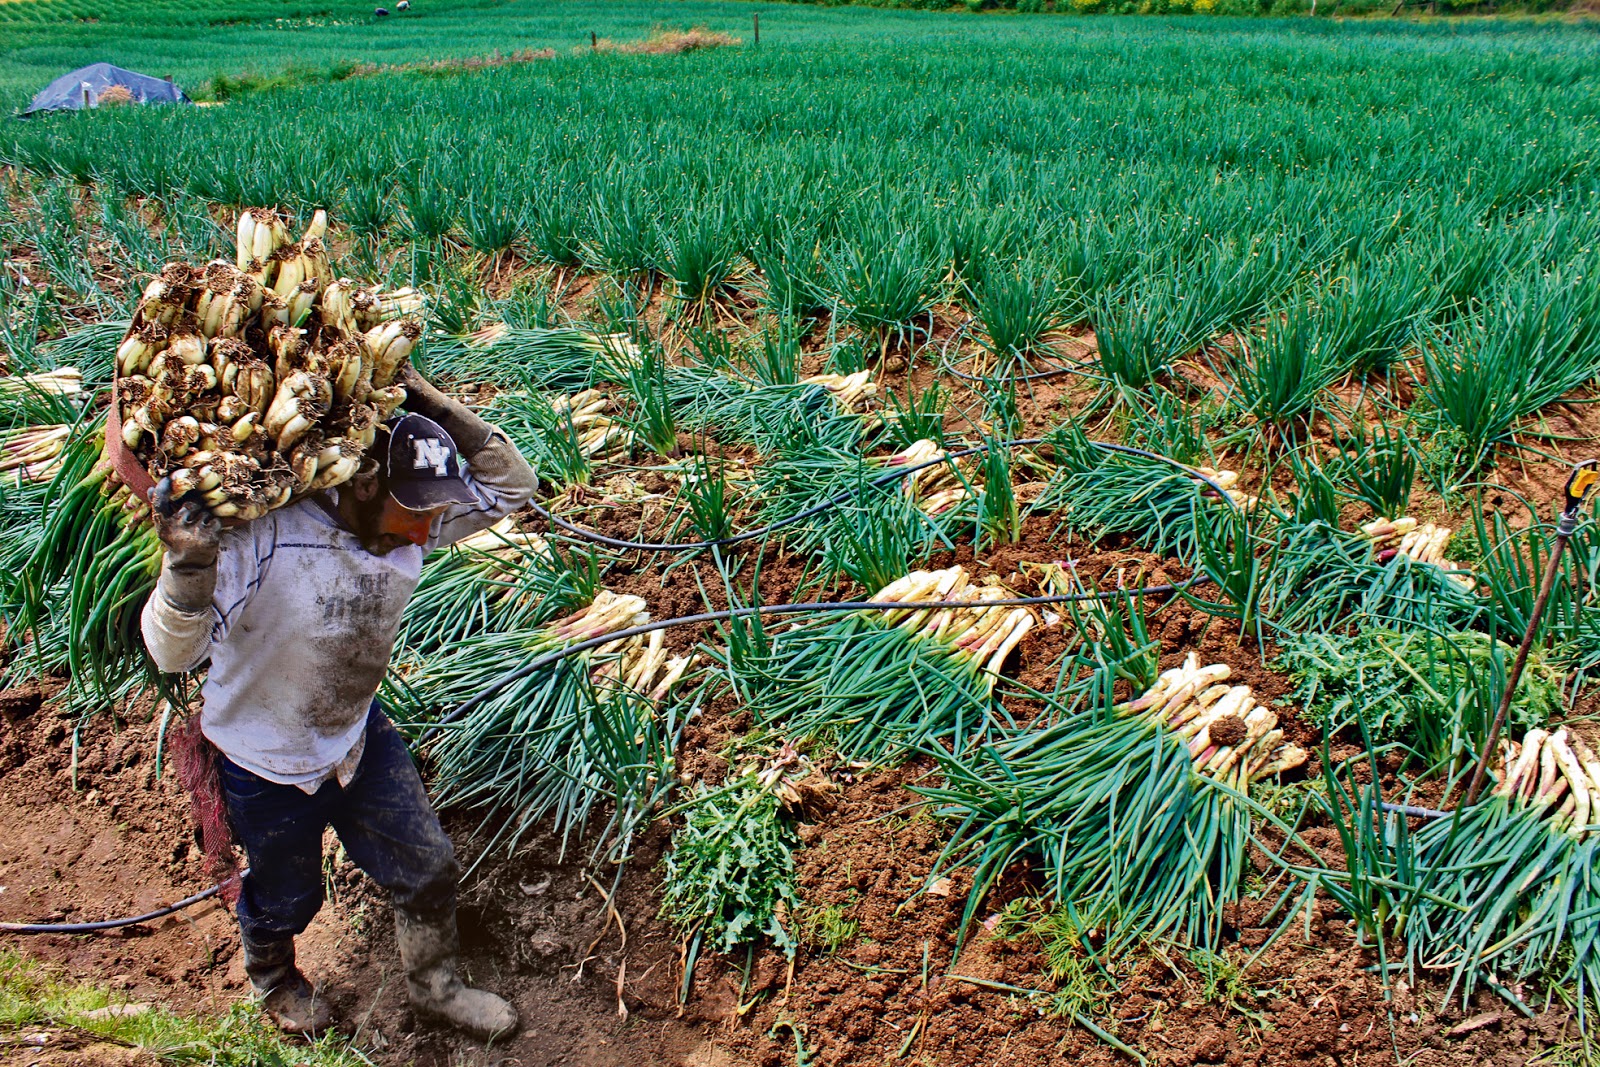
[240,932,333,1034]
[395,906,518,1042]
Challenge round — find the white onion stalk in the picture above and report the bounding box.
[1118,654,1306,789]
[0,367,85,398]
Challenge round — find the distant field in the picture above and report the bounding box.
[0,0,804,105]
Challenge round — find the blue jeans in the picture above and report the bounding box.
[220,703,459,945]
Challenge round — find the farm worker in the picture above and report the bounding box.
[139,365,535,1040]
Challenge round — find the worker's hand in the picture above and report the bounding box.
[396,364,493,455]
[396,364,450,416]
[148,476,222,571]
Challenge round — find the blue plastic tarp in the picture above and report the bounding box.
[22,63,191,117]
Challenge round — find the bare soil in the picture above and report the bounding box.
[1,677,1581,1067]
[4,228,1598,1064]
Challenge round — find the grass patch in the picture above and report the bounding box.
[0,949,368,1067]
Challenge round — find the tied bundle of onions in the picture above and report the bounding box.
[801,370,877,413]
[1405,724,1600,1012]
[112,207,423,522]
[734,567,1036,762]
[1492,726,1600,832]
[551,389,632,460]
[921,652,1308,953]
[418,591,699,857]
[880,440,977,515]
[1359,516,1472,589]
[0,368,85,399]
[589,628,697,706]
[1,424,70,483]
[397,518,600,657]
[1191,466,1258,509]
[1118,653,1307,790]
[865,568,1035,687]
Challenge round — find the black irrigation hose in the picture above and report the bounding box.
[0,871,247,935]
[417,577,1210,743]
[529,437,1240,552]
[940,347,1090,384]
[5,442,1238,935]
[436,438,1242,738]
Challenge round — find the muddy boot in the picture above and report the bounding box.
[395,906,517,1042]
[240,932,333,1035]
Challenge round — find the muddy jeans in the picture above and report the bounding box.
[219,703,459,945]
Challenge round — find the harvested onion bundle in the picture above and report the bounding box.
[866,567,1035,686]
[1118,653,1307,791]
[1191,466,1257,510]
[1493,725,1600,836]
[420,589,673,857]
[590,628,697,705]
[0,368,85,399]
[880,439,976,515]
[112,208,423,522]
[802,370,877,413]
[920,649,1302,955]
[1406,722,1600,1008]
[550,388,633,460]
[739,567,1036,761]
[1,424,70,482]
[1359,516,1472,588]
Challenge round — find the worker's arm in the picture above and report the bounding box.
[139,484,266,673]
[140,493,222,674]
[399,366,539,547]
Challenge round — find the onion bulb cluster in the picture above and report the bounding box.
[1119,653,1308,791]
[112,208,425,521]
[866,567,1036,687]
[1360,516,1472,588]
[881,440,975,515]
[1496,725,1600,837]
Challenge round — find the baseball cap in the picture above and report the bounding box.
[384,413,479,511]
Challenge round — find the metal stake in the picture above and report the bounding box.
[1465,460,1599,805]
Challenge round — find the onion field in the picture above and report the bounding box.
[4,2,1600,1064]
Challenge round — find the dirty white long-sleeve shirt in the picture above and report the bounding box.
[140,431,536,791]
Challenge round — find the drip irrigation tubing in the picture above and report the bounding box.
[0,871,247,935]
[529,437,1240,552]
[1,442,1246,935]
[417,579,1210,743]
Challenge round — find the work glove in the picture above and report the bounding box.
[397,365,493,456]
[148,475,221,614]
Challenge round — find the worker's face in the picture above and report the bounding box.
[344,466,447,555]
[366,494,447,555]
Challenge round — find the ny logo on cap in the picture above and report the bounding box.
[412,438,451,476]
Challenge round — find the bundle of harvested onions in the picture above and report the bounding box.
[1492,725,1600,835]
[801,370,877,413]
[111,207,422,522]
[866,567,1035,686]
[397,517,593,657]
[1117,653,1307,791]
[0,368,85,399]
[880,439,977,515]
[738,567,1035,761]
[1,424,70,482]
[419,590,689,858]
[1191,466,1258,510]
[589,628,697,705]
[920,649,1305,954]
[550,388,633,460]
[1406,723,1600,1010]
[1359,516,1472,588]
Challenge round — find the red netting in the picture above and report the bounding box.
[169,715,241,906]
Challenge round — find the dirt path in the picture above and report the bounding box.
[0,690,729,1067]
[3,664,1585,1067]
